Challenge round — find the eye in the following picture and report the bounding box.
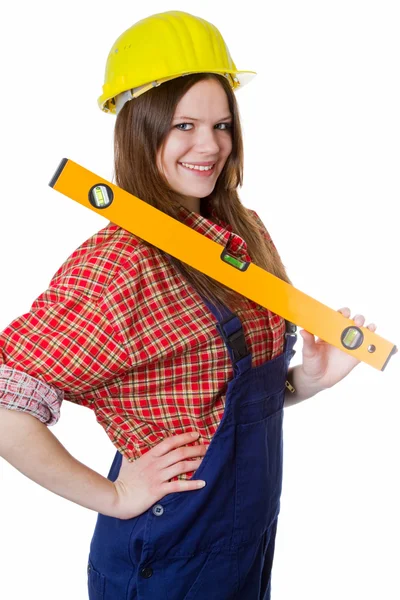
[175,123,193,131]
[215,123,233,130]
[174,122,233,131]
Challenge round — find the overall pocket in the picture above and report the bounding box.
[233,407,284,547]
[87,558,106,599]
[161,549,239,600]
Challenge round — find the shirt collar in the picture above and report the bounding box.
[176,202,251,263]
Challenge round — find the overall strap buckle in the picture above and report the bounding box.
[216,314,250,362]
[285,320,297,336]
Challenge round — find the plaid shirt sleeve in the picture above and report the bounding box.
[0,283,133,424]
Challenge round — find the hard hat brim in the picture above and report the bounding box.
[98,70,257,115]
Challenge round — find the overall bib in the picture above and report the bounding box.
[87,295,297,600]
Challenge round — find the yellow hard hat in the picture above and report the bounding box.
[97,10,257,115]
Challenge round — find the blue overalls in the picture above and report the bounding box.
[87,294,297,600]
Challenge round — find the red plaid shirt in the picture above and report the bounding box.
[0,204,286,479]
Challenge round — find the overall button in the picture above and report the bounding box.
[152,504,164,516]
[140,566,153,579]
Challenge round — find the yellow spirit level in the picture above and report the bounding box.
[49,158,397,372]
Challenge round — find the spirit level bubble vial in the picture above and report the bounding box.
[89,184,114,209]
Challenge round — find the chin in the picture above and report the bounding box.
[180,186,213,196]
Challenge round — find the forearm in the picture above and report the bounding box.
[0,407,118,516]
[284,365,327,408]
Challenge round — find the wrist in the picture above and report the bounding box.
[284,365,327,407]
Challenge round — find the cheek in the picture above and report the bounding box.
[156,147,163,172]
[156,147,172,177]
[156,149,178,183]
[166,133,191,156]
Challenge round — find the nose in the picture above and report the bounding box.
[193,126,221,155]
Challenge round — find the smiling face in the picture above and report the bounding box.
[156,78,233,213]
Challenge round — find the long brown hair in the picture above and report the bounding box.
[113,73,292,313]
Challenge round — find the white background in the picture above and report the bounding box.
[0,1,399,598]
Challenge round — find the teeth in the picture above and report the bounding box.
[181,162,214,171]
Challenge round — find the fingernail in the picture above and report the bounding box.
[191,432,200,438]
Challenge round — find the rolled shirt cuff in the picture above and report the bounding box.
[0,366,63,426]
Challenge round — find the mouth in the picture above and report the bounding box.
[178,162,216,177]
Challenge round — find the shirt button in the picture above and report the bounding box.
[152,504,164,516]
[140,566,153,578]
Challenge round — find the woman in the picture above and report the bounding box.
[0,10,377,599]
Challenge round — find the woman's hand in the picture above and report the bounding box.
[298,307,377,390]
[111,432,207,520]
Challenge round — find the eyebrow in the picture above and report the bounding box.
[173,115,233,121]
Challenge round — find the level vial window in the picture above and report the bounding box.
[341,326,364,350]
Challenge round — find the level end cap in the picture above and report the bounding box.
[49,158,69,188]
[381,344,398,372]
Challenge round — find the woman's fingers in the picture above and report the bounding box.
[338,307,377,331]
[157,443,208,471]
[150,432,201,458]
[145,431,207,473]
[338,307,351,318]
[163,458,204,482]
[352,314,365,326]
